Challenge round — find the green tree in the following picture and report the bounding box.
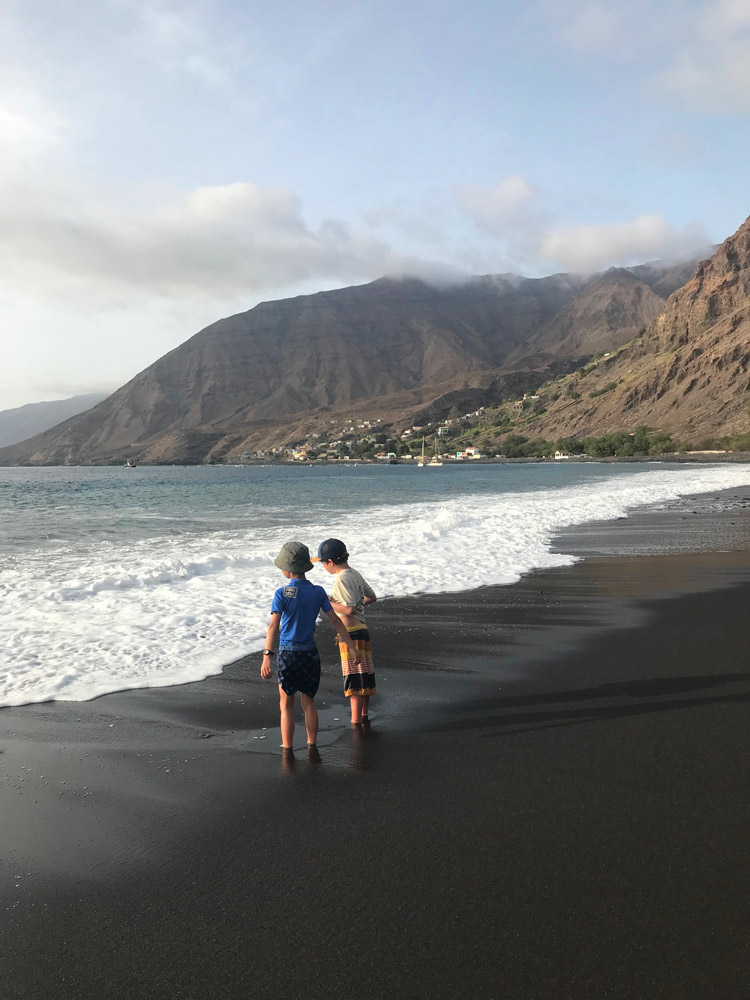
[556,436,585,455]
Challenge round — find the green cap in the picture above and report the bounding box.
[274,540,314,574]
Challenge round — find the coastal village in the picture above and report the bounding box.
[242,395,569,462]
[239,368,580,463]
[239,371,737,464]
[240,391,732,461]
[243,406,509,462]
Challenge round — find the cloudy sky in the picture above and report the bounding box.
[1,0,748,409]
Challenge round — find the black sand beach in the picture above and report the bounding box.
[2,492,749,999]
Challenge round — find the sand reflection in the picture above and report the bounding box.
[349,719,378,770]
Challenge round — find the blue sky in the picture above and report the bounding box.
[1,0,748,408]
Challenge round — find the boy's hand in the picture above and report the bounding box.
[260,654,273,680]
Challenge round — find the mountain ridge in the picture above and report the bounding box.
[0,393,109,449]
[0,252,716,465]
[505,218,750,445]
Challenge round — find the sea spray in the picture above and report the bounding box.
[1,463,749,706]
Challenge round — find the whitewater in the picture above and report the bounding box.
[1,462,749,707]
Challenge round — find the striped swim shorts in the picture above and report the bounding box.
[337,624,376,698]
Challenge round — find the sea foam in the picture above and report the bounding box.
[1,464,749,707]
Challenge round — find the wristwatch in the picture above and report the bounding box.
[263,649,276,657]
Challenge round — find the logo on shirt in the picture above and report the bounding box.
[283,586,298,598]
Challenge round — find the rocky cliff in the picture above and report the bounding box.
[505,268,666,367]
[512,218,750,443]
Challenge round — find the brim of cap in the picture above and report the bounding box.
[310,556,322,563]
[274,556,314,572]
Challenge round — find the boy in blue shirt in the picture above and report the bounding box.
[261,540,362,750]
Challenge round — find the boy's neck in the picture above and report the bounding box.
[287,572,306,580]
[332,562,350,574]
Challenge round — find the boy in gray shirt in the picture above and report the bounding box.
[313,538,377,725]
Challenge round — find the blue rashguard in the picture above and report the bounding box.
[271,579,332,650]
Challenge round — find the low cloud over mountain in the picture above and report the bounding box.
[1,249,711,466]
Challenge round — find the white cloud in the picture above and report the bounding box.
[457,175,711,273]
[0,81,467,312]
[363,200,450,247]
[539,214,710,272]
[546,0,750,112]
[0,179,408,305]
[458,175,541,237]
[0,82,461,309]
[660,0,750,112]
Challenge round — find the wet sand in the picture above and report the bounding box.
[1,493,749,999]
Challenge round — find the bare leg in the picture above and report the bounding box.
[300,693,318,745]
[350,693,364,725]
[361,694,370,719]
[279,688,295,749]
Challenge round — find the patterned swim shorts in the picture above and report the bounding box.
[336,624,376,698]
[277,648,321,697]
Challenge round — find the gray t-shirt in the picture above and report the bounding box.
[331,567,375,625]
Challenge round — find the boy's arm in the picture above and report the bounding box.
[330,598,357,616]
[261,613,281,679]
[330,574,371,616]
[329,576,356,617]
[325,609,364,666]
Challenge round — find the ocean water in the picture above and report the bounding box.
[2,461,750,708]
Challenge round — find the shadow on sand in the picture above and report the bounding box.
[431,673,750,737]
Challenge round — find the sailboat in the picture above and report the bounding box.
[417,436,426,467]
[428,437,443,466]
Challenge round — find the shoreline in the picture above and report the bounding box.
[1,490,749,998]
[4,478,750,712]
[3,451,750,467]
